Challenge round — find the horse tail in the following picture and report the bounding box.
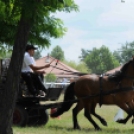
[50,82,75,117]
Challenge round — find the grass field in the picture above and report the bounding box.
[13,104,134,134]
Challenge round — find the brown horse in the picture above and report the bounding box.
[51,58,134,130]
[105,66,134,124]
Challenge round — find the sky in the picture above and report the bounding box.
[42,0,134,62]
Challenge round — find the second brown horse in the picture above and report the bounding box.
[51,58,134,130]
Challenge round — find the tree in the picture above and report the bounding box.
[0,1,78,47]
[0,0,78,133]
[113,41,134,64]
[50,45,64,61]
[83,45,120,74]
[79,48,89,61]
[34,50,42,60]
[63,60,89,73]
[0,44,12,58]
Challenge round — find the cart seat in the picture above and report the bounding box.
[44,87,63,101]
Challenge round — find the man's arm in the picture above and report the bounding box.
[33,70,46,74]
[29,63,50,72]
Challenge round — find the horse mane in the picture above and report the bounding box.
[106,71,122,82]
[106,59,133,82]
[120,59,132,72]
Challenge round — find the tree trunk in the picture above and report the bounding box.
[0,16,31,133]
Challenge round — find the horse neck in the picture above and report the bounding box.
[120,79,134,87]
[121,65,134,86]
[124,65,134,78]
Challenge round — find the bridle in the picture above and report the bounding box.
[99,58,134,106]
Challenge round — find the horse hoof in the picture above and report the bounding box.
[95,127,101,131]
[74,125,81,130]
[116,119,126,124]
[132,119,134,124]
[101,120,107,126]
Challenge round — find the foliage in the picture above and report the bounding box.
[0,43,12,58]
[34,50,42,60]
[113,41,134,64]
[44,73,57,82]
[50,45,65,61]
[83,45,120,74]
[0,0,79,47]
[79,48,89,61]
[63,60,89,73]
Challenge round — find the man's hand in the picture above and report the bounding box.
[42,70,46,74]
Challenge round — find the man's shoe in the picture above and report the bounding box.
[39,90,46,97]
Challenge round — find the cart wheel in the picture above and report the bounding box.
[27,108,49,126]
[13,106,28,126]
[37,109,49,125]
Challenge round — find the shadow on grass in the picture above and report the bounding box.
[47,125,75,131]
[47,125,134,133]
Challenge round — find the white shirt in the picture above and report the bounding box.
[21,52,35,72]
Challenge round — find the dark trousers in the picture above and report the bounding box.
[21,72,47,95]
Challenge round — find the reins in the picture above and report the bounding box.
[47,58,134,107]
[85,86,134,99]
[50,65,88,76]
[47,59,59,88]
[42,86,134,109]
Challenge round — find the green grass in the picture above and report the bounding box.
[13,104,134,134]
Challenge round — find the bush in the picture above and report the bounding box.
[44,73,56,82]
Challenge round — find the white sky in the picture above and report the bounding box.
[42,0,134,62]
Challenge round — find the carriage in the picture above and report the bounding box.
[0,58,65,126]
[1,57,134,130]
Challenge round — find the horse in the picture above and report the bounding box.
[51,57,134,130]
[105,66,134,124]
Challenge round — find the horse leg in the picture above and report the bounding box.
[116,103,133,124]
[126,100,134,124]
[91,104,107,126]
[131,114,134,124]
[128,100,134,124]
[116,111,132,124]
[84,103,101,130]
[72,101,83,129]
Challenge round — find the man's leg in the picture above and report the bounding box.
[39,74,44,81]
[31,73,47,93]
[21,72,37,95]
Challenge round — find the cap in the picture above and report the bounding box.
[25,44,37,51]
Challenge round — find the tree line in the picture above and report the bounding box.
[50,41,134,74]
[1,35,134,75]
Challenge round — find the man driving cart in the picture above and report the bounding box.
[21,44,50,96]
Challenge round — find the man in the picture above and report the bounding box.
[21,44,50,96]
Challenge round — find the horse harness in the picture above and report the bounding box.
[99,74,134,107]
[99,75,103,107]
